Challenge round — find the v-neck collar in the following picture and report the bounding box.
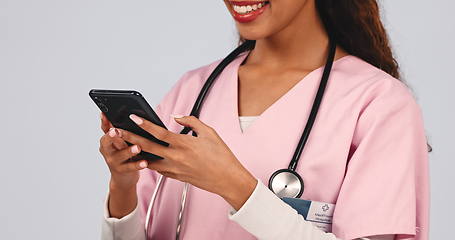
[227,50,353,136]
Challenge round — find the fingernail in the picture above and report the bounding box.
[139,161,147,168]
[108,127,116,137]
[100,112,103,119]
[129,114,143,125]
[131,145,140,154]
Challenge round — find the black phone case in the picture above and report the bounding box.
[89,89,169,162]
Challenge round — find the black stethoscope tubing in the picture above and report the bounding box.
[178,39,337,198]
[179,40,256,136]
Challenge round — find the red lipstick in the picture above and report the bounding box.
[229,1,270,24]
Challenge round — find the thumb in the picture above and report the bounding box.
[171,114,211,136]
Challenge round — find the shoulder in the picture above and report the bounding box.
[332,56,426,146]
[173,50,248,91]
[338,57,427,144]
[335,55,420,113]
[172,57,226,93]
[154,56,229,128]
[157,56,226,106]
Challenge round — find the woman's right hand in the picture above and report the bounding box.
[99,112,149,218]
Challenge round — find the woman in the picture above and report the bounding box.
[99,0,429,239]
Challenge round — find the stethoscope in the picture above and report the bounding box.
[145,39,337,239]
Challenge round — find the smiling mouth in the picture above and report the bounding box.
[230,1,270,15]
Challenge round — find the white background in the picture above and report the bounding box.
[1,0,453,239]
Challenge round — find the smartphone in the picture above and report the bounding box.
[89,89,169,162]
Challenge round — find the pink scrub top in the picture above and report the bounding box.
[137,51,429,240]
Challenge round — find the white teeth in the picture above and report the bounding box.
[232,2,267,14]
[240,6,247,13]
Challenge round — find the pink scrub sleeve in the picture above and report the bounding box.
[331,78,430,240]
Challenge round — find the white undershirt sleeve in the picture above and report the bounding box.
[101,190,146,240]
[100,179,394,240]
[228,179,394,240]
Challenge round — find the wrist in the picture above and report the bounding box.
[108,178,138,218]
[221,169,257,211]
[109,176,137,193]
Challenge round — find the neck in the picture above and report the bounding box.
[246,2,343,71]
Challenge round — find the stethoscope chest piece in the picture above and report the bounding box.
[268,169,304,198]
[145,39,336,239]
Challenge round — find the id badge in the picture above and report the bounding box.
[281,197,335,232]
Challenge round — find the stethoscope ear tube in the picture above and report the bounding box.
[180,40,256,136]
[146,40,256,239]
[145,174,165,237]
[145,39,337,239]
[287,40,337,171]
[144,176,190,240]
[154,40,255,239]
[268,40,337,198]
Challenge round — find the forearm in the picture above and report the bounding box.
[108,178,138,218]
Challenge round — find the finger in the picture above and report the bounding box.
[116,160,149,173]
[107,127,129,150]
[99,133,117,155]
[129,114,178,143]
[112,136,128,150]
[172,115,213,137]
[109,144,142,166]
[115,128,171,159]
[100,128,128,156]
[101,112,113,134]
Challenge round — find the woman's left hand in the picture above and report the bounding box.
[110,114,257,210]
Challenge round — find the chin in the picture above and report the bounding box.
[236,25,271,41]
[223,0,273,40]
